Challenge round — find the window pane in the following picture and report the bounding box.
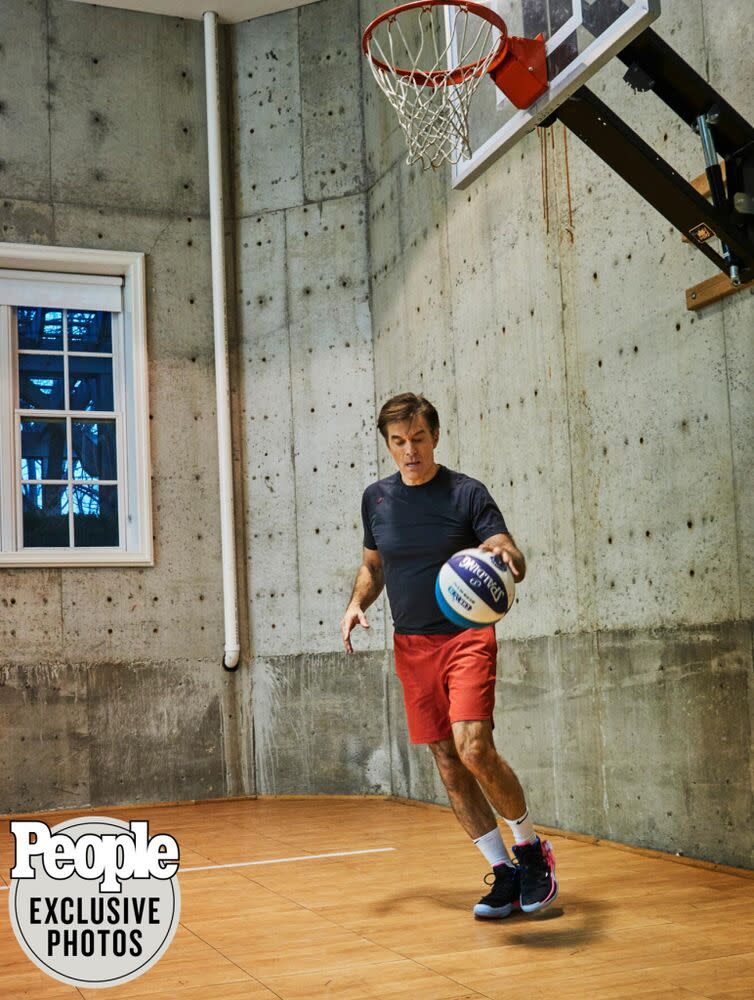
[68,311,112,353]
[72,420,117,480]
[73,484,119,547]
[68,355,114,411]
[17,308,63,350]
[21,419,68,480]
[19,353,66,410]
[22,484,70,547]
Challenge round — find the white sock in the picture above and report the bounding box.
[473,827,514,868]
[503,808,538,845]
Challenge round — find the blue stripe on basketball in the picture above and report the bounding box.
[449,555,509,614]
[434,578,489,629]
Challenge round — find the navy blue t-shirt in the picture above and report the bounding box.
[361,465,509,634]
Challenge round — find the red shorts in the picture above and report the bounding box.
[392,627,498,744]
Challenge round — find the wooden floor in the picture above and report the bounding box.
[1,797,753,999]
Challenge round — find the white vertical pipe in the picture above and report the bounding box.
[203,10,240,670]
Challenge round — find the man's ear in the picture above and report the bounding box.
[433,429,440,446]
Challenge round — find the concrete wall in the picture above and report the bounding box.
[232,0,753,867]
[0,0,252,812]
[228,1,392,797]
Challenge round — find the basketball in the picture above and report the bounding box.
[435,548,516,628]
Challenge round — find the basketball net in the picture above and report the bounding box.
[363,3,505,169]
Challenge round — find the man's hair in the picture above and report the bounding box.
[377,392,440,442]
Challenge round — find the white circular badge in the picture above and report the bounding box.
[9,816,181,989]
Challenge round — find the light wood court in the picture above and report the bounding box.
[1,797,753,999]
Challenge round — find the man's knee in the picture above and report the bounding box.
[428,739,467,787]
[455,730,496,776]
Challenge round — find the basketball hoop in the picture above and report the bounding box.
[362,0,548,169]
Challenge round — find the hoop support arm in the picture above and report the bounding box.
[617,27,753,159]
[489,33,548,109]
[553,86,754,281]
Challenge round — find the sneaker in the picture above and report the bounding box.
[512,838,558,913]
[473,861,521,919]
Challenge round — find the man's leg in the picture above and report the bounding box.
[428,736,521,919]
[452,718,558,914]
[427,737,499,840]
[450,719,527,823]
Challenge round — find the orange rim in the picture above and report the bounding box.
[362,0,509,88]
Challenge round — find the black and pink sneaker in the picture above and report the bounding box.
[511,838,558,913]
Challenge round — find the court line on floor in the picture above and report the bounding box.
[0,846,397,889]
[181,847,396,872]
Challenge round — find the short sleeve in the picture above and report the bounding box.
[469,480,508,542]
[361,489,378,550]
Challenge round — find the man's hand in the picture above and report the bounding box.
[340,604,370,654]
[341,551,383,653]
[479,535,526,581]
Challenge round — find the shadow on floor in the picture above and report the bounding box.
[374,888,609,950]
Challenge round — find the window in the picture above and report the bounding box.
[0,245,152,566]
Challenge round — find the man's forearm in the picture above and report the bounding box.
[348,563,384,611]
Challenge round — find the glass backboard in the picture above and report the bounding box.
[448,0,660,187]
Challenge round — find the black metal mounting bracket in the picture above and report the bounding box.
[548,27,754,283]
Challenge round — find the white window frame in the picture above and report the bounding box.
[0,243,153,567]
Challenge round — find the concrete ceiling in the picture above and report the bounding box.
[65,0,319,24]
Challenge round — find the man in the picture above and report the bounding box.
[340,392,557,918]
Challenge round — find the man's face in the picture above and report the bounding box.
[384,413,439,485]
